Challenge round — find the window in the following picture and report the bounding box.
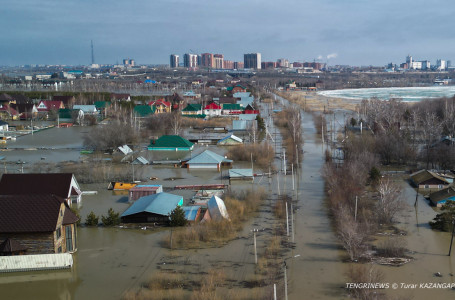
[58,246,62,253]
[66,226,73,252]
[56,227,61,239]
[424,185,429,189]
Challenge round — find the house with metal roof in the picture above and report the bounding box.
[134,105,155,117]
[222,103,243,115]
[185,150,233,170]
[218,134,243,146]
[410,169,450,190]
[229,169,254,181]
[0,194,79,255]
[181,103,203,116]
[0,173,82,206]
[204,102,222,117]
[73,105,98,115]
[148,135,194,151]
[182,206,202,222]
[120,192,183,223]
[429,187,455,207]
[128,185,163,202]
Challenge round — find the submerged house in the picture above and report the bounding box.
[429,187,455,207]
[128,185,163,202]
[120,192,183,223]
[229,169,254,181]
[410,170,450,190]
[185,150,233,170]
[0,173,82,206]
[218,134,243,146]
[0,194,79,255]
[148,135,194,151]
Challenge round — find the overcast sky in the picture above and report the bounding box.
[1,0,454,66]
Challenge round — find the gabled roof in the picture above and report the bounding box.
[0,104,19,115]
[73,105,97,113]
[229,169,253,178]
[11,94,32,104]
[410,170,449,185]
[0,173,80,199]
[244,104,255,111]
[183,206,201,221]
[134,105,155,117]
[204,102,221,110]
[94,101,111,109]
[121,192,183,217]
[0,194,77,233]
[182,103,202,112]
[207,195,229,220]
[429,187,455,204]
[150,99,171,107]
[0,93,14,102]
[187,150,233,165]
[218,134,243,144]
[11,104,36,113]
[38,100,63,111]
[222,103,242,110]
[149,135,194,149]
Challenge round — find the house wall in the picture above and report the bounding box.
[188,163,220,170]
[0,232,54,254]
[121,212,169,224]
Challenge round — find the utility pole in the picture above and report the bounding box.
[283,148,286,175]
[284,261,288,300]
[291,164,294,191]
[286,201,289,237]
[253,228,258,264]
[291,202,295,243]
[355,196,358,222]
[449,218,455,256]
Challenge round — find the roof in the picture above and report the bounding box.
[121,192,183,217]
[132,156,149,165]
[149,135,194,149]
[218,134,243,144]
[118,145,133,155]
[187,150,233,165]
[11,103,36,113]
[150,99,171,107]
[183,206,201,221]
[0,93,14,102]
[207,196,229,220]
[134,105,154,117]
[129,185,162,192]
[11,94,31,104]
[410,170,449,185]
[0,194,77,233]
[429,187,455,204]
[39,101,63,111]
[94,101,110,109]
[238,114,257,121]
[0,173,79,199]
[73,105,97,113]
[229,169,253,178]
[222,104,242,110]
[0,238,27,253]
[182,103,202,112]
[204,102,221,110]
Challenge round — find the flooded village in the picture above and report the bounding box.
[0,69,455,300]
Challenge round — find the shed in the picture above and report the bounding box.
[429,187,455,207]
[118,145,133,155]
[148,135,194,151]
[121,192,183,223]
[186,150,233,170]
[128,185,163,202]
[182,206,202,222]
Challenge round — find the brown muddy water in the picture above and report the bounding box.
[0,104,454,299]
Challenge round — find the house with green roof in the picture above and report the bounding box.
[181,103,202,115]
[222,103,243,115]
[134,105,155,117]
[148,135,194,151]
[94,101,111,111]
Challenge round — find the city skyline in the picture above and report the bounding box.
[2,0,454,66]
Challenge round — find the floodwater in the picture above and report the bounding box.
[1,97,455,300]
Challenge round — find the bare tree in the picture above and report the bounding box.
[376,178,405,224]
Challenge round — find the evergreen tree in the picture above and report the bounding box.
[169,206,187,227]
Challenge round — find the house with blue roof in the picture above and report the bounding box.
[185,150,233,170]
[120,192,183,223]
[182,206,202,223]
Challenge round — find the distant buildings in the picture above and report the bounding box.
[184,53,198,68]
[123,58,135,67]
[401,55,449,71]
[244,53,261,69]
[170,54,179,68]
[201,53,214,68]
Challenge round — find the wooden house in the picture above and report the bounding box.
[0,194,79,255]
[128,185,163,202]
[0,173,82,207]
[149,99,172,114]
[429,187,455,207]
[120,192,183,224]
[181,103,203,116]
[37,100,65,113]
[410,170,450,190]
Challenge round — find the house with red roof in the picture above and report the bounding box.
[37,100,65,112]
[243,104,259,114]
[149,99,172,114]
[204,102,222,117]
[0,104,19,120]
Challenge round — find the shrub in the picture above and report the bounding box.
[101,208,121,226]
[85,211,99,226]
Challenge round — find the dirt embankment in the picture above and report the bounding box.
[276,91,360,112]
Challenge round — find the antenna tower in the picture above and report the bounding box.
[91,40,95,65]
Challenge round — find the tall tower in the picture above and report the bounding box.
[244,53,261,69]
[91,40,95,65]
[170,54,179,68]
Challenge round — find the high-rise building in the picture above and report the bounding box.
[224,60,234,69]
[201,53,214,68]
[244,53,261,69]
[277,58,289,68]
[214,54,224,69]
[123,58,135,67]
[184,53,198,68]
[170,54,179,68]
[436,59,447,70]
[234,61,244,69]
